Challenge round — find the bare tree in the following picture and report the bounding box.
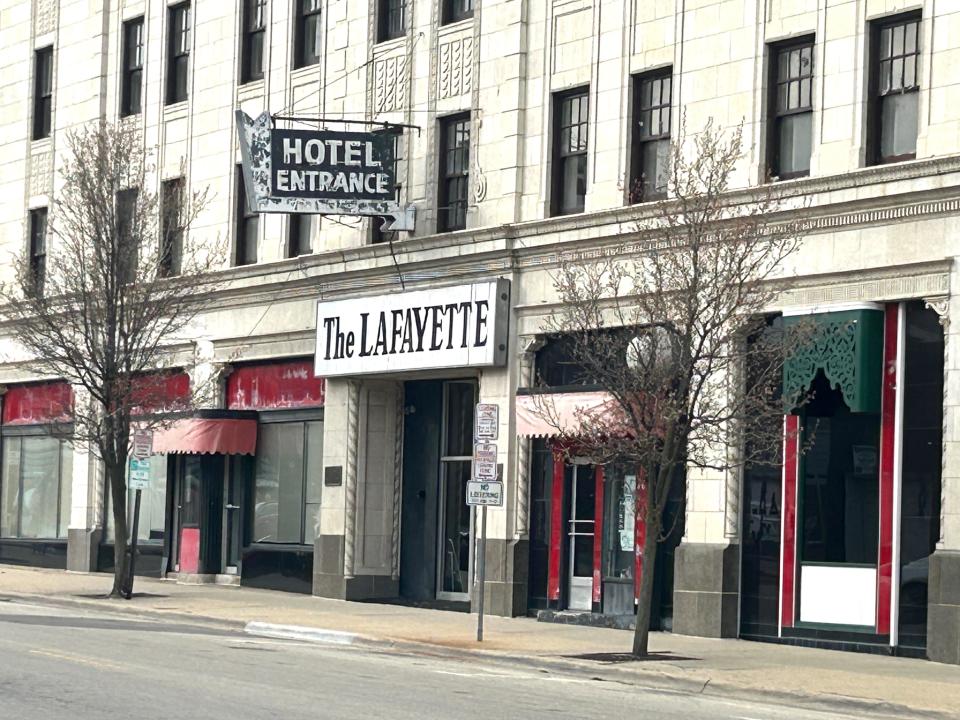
[0,121,221,598]
[536,120,806,656]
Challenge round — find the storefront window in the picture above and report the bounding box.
[603,464,635,581]
[253,420,323,544]
[0,435,72,539]
[105,453,168,543]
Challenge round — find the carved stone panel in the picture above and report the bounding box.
[35,0,56,35]
[373,53,408,114]
[29,151,52,197]
[438,36,474,100]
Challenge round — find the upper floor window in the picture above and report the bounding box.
[235,166,258,266]
[630,70,671,202]
[33,47,53,140]
[288,215,315,257]
[117,188,139,283]
[166,2,190,105]
[768,39,813,180]
[294,0,322,68]
[28,208,47,296]
[121,18,145,117]
[241,0,267,83]
[160,178,184,277]
[372,127,404,244]
[442,0,473,25]
[552,88,589,216]
[438,114,470,233]
[869,13,920,165]
[378,0,405,43]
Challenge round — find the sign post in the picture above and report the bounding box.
[126,429,153,597]
[468,403,501,642]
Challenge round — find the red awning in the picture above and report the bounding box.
[516,392,625,438]
[152,418,257,455]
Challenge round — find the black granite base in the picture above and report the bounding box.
[0,539,67,569]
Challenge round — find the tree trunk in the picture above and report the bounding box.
[107,458,131,599]
[632,496,662,656]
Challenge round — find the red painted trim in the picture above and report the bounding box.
[2,382,73,425]
[130,371,190,415]
[781,415,800,629]
[634,467,647,602]
[592,465,604,605]
[547,446,565,602]
[876,303,898,634]
[226,359,326,411]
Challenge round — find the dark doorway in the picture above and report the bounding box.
[171,454,224,575]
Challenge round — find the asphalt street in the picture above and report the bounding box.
[0,599,886,719]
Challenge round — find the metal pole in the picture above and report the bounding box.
[477,504,487,642]
[127,489,142,598]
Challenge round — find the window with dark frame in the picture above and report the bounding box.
[33,47,53,140]
[630,70,671,202]
[166,2,190,105]
[767,39,813,180]
[869,13,921,165]
[377,0,405,43]
[28,208,47,296]
[438,114,470,233]
[371,127,403,244]
[552,88,589,216]
[121,18,145,117]
[241,0,267,83]
[160,178,184,277]
[442,0,473,24]
[235,166,258,266]
[294,0,322,68]
[0,435,73,540]
[116,188,139,284]
[287,215,315,257]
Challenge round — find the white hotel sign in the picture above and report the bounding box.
[315,280,510,377]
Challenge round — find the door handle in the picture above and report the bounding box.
[225,504,240,510]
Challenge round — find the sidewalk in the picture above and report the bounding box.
[1,564,958,718]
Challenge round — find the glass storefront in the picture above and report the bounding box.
[106,453,169,543]
[0,435,72,539]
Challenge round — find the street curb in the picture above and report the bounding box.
[0,591,951,719]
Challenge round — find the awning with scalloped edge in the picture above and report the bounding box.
[152,418,257,455]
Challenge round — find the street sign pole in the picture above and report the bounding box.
[126,429,154,598]
[477,504,487,642]
[127,488,142,598]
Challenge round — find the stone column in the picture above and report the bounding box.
[924,295,960,664]
[65,384,101,572]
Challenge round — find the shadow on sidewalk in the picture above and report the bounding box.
[564,651,700,664]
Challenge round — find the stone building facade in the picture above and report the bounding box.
[0,0,958,663]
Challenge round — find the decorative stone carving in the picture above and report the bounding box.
[29,151,52,197]
[344,380,361,578]
[391,382,404,580]
[925,296,950,547]
[374,54,407,114]
[35,0,56,35]
[438,36,474,99]
[515,336,544,538]
[925,296,949,327]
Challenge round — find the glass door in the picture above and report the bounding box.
[174,456,203,574]
[436,381,476,601]
[567,463,596,611]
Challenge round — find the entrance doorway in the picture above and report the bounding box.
[170,454,225,575]
[566,463,596,611]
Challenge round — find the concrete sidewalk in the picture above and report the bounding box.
[1,565,958,718]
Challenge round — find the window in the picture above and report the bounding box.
[552,89,589,216]
[28,209,47,296]
[117,188,139,283]
[241,0,267,83]
[377,0,405,43]
[371,127,403,244]
[235,167,258,266]
[442,0,473,24]
[869,13,920,164]
[166,2,190,105]
[294,0,322,68]
[252,420,323,544]
[630,70,671,202]
[438,114,470,232]
[121,17,145,116]
[160,178,184,277]
[0,435,73,540]
[33,47,53,140]
[105,454,168,543]
[767,39,813,180]
[287,215,315,257]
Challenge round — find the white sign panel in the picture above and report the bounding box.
[467,481,504,507]
[128,458,151,491]
[473,442,497,481]
[315,280,510,377]
[475,403,499,441]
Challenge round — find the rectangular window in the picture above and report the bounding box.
[166,2,190,105]
[371,127,403,244]
[442,0,473,24]
[378,0,405,43]
[235,167,258,266]
[287,215,315,257]
[117,188,139,283]
[869,13,921,164]
[105,453,168,543]
[630,70,671,202]
[241,0,267,83]
[294,0,322,69]
[28,208,47,296]
[121,17,145,116]
[33,47,53,140]
[552,88,589,216]
[0,435,72,540]
[438,114,470,232]
[252,420,323,544]
[160,178,184,277]
[768,39,813,180]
